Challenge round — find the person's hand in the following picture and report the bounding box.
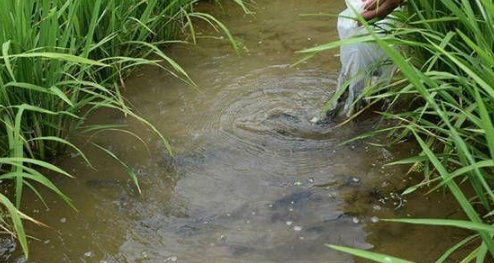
[363,0,380,11]
[363,0,401,11]
[361,0,402,21]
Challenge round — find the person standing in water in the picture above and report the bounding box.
[316,0,403,121]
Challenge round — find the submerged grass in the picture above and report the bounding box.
[302,0,494,262]
[0,0,247,257]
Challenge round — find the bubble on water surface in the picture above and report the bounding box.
[166,256,178,262]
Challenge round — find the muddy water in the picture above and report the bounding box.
[3,1,469,263]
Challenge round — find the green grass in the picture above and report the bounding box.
[301,0,494,262]
[0,0,248,257]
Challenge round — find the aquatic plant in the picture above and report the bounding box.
[0,0,247,257]
[301,0,494,261]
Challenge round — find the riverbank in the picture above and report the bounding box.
[302,0,494,262]
[0,0,247,258]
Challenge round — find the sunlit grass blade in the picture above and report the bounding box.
[383,218,494,232]
[326,245,417,263]
[92,143,141,194]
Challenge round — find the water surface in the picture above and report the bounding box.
[3,1,468,262]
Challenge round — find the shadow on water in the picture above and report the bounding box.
[2,0,471,262]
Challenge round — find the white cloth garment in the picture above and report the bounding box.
[329,0,396,118]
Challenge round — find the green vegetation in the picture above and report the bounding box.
[0,0,247,257]
[302,0,494,261]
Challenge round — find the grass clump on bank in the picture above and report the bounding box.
[302,0,494,262]
[0,0,247,257]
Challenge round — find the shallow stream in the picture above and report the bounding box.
[3,1,468,262]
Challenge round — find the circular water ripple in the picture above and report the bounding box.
[214,65,336,143]
[170,65,346,180]
[183,65,343,169]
